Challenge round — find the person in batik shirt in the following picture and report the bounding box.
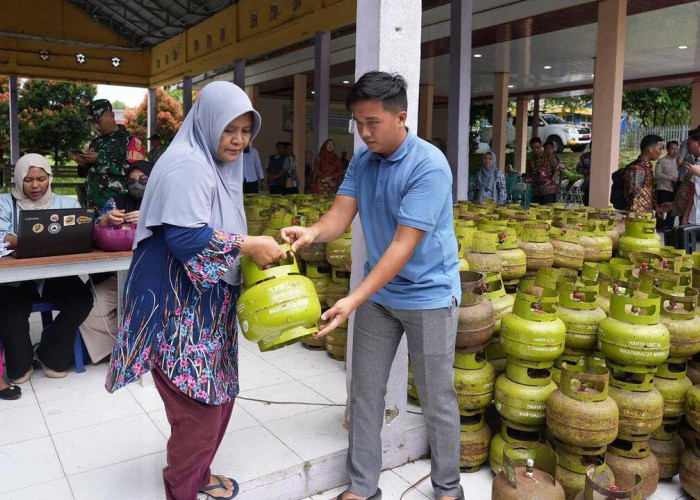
[623,134,664,214]
[527,137,563,205]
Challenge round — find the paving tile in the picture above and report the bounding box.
[310,470,430,500]
[210,424,301,483]
[0,404,49,446]
[300,369,348,405]
[53,414,166,476]
[265,350,344,380]
[42,389,142,435]
[0,436,64,494]
[237,359,293,391]
[126,383,165,413]
[264,406,348,461]
[31,364,109,403]
[0,380,38,410]
[0,477,73,500]
[68,451,167,500]
[653,475,687,500]
[237,380,333,423]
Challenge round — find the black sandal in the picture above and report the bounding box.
[0,384,21,401]
[335,488,382,500]
[199,475,239,499]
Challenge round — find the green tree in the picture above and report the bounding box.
[0,78,97,165]
[123,87,183,144]
[544,96,590,114]
[110,99,128,109]
[622,86,691,127]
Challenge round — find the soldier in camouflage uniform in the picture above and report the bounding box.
[75,99,146,210]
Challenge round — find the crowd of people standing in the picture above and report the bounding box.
[617,127,700,228]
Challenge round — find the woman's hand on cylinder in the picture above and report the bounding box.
[240,235,287,267]
[280,226,318,253]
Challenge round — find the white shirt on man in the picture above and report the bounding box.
[242,146,264,183]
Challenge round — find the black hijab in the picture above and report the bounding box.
[114,160,153,213]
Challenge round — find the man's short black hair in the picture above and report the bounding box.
[544,140,556,148]
[688,133,700,143]
[346,71,408,114]
[529,137,542,147]
[640,134,663,152]
[275,141,285,147]
[667,140,679,149]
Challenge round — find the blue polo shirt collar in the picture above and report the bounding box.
[370,128,415,163]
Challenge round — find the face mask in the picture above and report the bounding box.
[128,183,146,199]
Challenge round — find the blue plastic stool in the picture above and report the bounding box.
[32,302,86,373]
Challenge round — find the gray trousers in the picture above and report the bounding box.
[347,299,461,498]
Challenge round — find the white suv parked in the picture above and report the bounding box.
[480,114,591,153]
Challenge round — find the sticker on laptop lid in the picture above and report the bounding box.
[48,223,61,234]
[63,215,75,226]
[76,216,93,224]
[50,214,59,222]
[32,223,44,234]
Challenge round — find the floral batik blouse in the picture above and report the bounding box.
[105,225,244,405]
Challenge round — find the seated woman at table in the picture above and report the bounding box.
[469,150,507,204]
[78,161,153,365]
[97,160,152,227]
[0,153,93,387]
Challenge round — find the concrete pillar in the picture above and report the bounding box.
[233,59,245,89]
[492,72,510,171]
[245,84,259,110]
[9,75,20,166]
[182,76,193,117]
[514,95,529,173]
[589,0,627,208]
[447,0,472,202]
[347,0,424,467]
[147,88,157,151]
[313,31,330,159]
[691,80,700,129]
[418,84,434,140]
[532,96,540,137]
[293,74,307,194]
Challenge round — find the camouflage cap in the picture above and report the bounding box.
[86,99,113,121]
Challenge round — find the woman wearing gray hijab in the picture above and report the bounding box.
[105,82,285,500]
[469,150,507,204]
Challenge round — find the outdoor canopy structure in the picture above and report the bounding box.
[3,0,700,205]
[2,2,700,493]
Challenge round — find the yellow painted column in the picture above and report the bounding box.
[293,74,307,194]
[514,95,529,173]
[492,72,510,170]
[589,0,627,208]
[691,80,700,128]
[418,83,434,140]
[245,84,259,110]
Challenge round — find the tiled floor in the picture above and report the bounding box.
[0,315,692,500]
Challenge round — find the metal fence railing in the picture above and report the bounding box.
[620,125,690,150]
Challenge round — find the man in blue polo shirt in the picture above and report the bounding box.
[281,71,462,500]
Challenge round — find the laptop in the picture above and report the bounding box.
[15,208,96,258]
